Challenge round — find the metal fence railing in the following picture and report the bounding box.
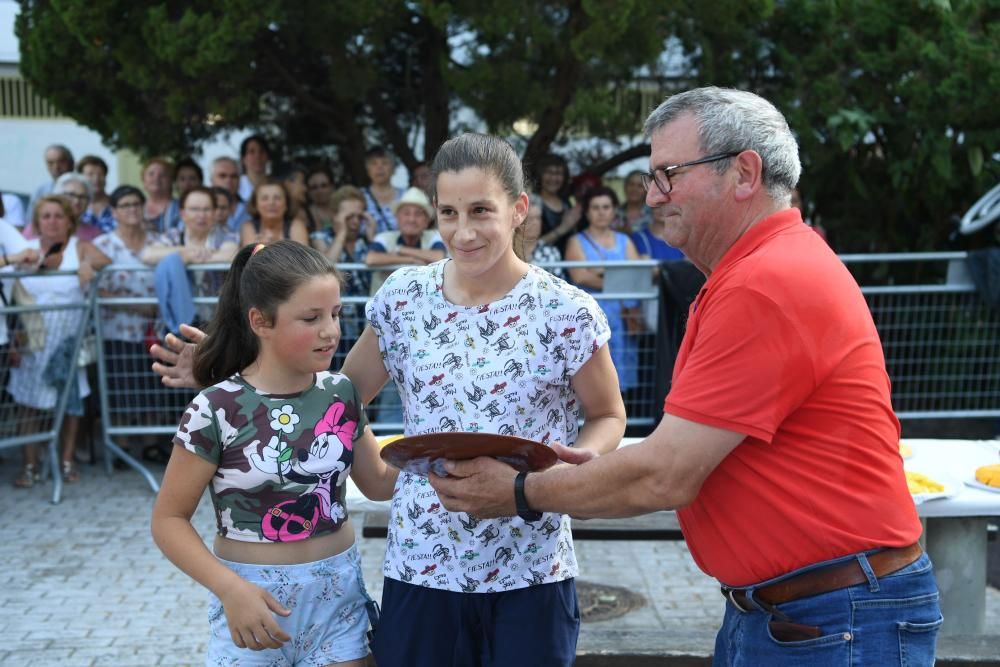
[0,269,93,503]
[842,253,1000,419]
[5,253,998,500]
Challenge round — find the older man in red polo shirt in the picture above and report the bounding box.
[432,87,941,666]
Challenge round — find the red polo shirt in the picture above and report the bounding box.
[666,208,920,587]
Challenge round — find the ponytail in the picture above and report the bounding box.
[194,244,259,387]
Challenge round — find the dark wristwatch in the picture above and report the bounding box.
[514,471,543,522]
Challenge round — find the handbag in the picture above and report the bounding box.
[77,333,97,367]
[9,279,46,352]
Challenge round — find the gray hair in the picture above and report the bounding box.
[45,144,74,164]
[55,172,94,201]
[211,156,239,169]
[431,133,524,202]
[643,87,800,202]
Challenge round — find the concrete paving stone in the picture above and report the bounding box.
[42,660,98,667]
[2,639,53,651]
[26,627,91,640]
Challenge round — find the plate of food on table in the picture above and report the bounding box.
[903,467,960,504]
[965,463,1000,494]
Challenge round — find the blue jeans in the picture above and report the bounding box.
[714,551,942,666]
[153,253,196,336]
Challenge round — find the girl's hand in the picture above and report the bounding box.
[219,579,291,650]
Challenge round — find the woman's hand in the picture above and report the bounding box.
[361,212,377,242]
[218,579,291,650]
[40,249,64,271]
[8,248,40,267]
[180,246,211,264]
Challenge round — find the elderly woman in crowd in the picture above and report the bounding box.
[22,173,99,242]
[9,195,110,488]
[239,178,309,246]
[77,155,116,234]
[142,186,238,332]
[92,186,172,414]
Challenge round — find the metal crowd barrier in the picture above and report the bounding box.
[9,252,996,500]
[842,253,1000,419]
[0,269,92,503]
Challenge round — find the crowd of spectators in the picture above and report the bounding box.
[1,140,685,487]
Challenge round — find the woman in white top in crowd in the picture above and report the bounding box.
[9,195,110,487]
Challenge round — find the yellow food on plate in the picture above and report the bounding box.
[905,471,945,495]
[975,464,1000,488]
[898,442,913,459]
[378,434,405,448]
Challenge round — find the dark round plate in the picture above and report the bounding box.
[380,431,558,476]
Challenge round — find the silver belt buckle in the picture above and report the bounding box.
[724,586,751,613]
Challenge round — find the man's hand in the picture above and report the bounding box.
[429,457,520,519]
[150,323,206,389]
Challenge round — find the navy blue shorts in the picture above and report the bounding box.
[373,576,580,667]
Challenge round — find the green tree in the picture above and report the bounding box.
[17,0,999,252]
[16,0,668,183]
[669,0,1000,251]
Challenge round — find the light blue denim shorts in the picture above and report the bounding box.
[206,544,372,666]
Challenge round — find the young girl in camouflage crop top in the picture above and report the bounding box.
[151,241,397,667]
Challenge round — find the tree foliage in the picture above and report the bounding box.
[16,0,1000,251]
[670,0,1000,251]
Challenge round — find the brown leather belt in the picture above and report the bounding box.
[722,543,923,612]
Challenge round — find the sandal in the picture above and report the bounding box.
[13,463,39,489]
[61,460,80,483]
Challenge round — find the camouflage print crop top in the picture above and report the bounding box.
[173,372,369,543]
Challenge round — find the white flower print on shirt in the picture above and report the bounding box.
[270,405,300,434]
[249,435,293,478]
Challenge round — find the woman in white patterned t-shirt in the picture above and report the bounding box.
[343,133,626,667]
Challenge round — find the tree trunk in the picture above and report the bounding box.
[522,1,587,167]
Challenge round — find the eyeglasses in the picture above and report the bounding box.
[62,192,89,201]
[115,201,143,210]
[641,152,740,195]
[184,207,214,215]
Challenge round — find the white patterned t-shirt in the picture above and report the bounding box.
[366,259,611,593]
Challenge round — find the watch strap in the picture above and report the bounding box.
[514,471,543,521]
